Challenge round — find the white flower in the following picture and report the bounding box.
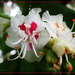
[42,11,72,41]
[66,3,75,11]
[3,1,22,17]
[5,8,50,62]
[42,11,75,67]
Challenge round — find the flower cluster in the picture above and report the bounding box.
[5,8,75,71]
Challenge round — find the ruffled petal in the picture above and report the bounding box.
[24,8,42,26]
[11,15,25,33]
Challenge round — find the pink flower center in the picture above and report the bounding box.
[18,22,39,50]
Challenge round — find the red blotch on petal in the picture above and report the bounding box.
[29,43,33,50]
[30,22,38,34]
[34,34,39,40]
[18,22,26,31]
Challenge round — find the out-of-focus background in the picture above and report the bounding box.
[0,0,75,74]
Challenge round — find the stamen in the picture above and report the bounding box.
[71,22,75,31]
[57,56,62,65]
[19,42,28,59]
[55,22,60,28]
[39,52,43,55]
[53,64,59,70]
[65,48,69,54]
[33,37,37,44]
[6,35,9,39]
[9,43,26,61]
[62,25,66,31]
[65,53,69,63]
[32,42,39,57]
[68,65,72,71]
[7,38,22,45]
[28,35,32,37]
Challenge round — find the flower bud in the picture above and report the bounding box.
[46,50,58,64]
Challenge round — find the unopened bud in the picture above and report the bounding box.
[46,50,58,64]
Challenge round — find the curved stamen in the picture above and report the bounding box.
[33,37,37,44]
[7,38,22,45]
[60,56,62,65]
[19,42,29,59]
[65,53,70,64]
[32,42,39,57]
[9,43,26,61]
[71,22,75,31]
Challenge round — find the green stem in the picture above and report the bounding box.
[0,14,10,19]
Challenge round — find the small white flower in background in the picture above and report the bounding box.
[0,49,4,63]
[0,17,9,38]
[66,3,75,11]
[5,8,50,62]
[3,1,22,17]
[42,11,72,41]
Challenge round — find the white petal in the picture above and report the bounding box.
[5,27,21,48]
[25,8,42,26]
[11,15,25,33]
[25,48,44,62]
[35,28,50,50]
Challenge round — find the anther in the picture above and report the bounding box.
[15,46,19,49]
[57,59,60,65]
[72,19,75,22]
[39,52,43,55]
[72,35,75,38]
[53,64,59,70]
[7,57,10,61]
[68,65,72,71]
[65,48,69,54]
[6,35,9,39]
[28,35,32,37]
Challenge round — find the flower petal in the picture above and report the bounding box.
[11,15,25,33]
[5,27,21,48]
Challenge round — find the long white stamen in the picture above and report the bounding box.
[65,53,69,62]
[17,42,26,58]
[32,42,39,57]
[23,37,28,42]
[20,42,28,59]
[9,42,26,60]
[33,37,37,44]
[7,38,22,45]
[60,56,62,65]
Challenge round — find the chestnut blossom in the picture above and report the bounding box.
[5,8,50,62]
[42,11,72,41]
[42,11,75,70]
